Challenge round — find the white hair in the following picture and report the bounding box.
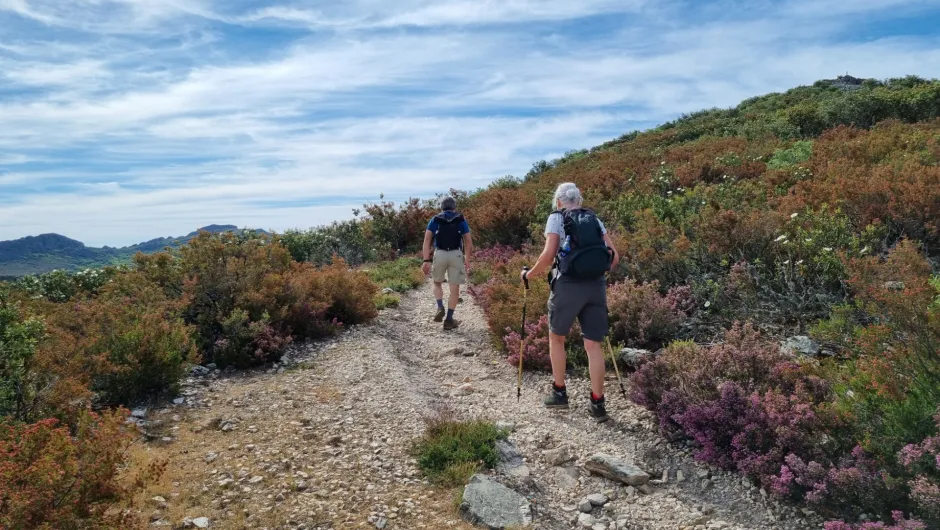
[553,182,583,208]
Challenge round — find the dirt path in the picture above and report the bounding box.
[136,281,822,530]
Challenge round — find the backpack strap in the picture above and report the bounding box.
[435,212,464,224]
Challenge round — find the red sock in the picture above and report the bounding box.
[591,392,603,401]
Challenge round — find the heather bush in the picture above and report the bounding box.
[629,323,843,489]
[133,251,184,298]
[607,280,686,349]
[617,209,694,286]
[824,513,927,530]
[0,410,140,530]
[503,314,552,370]
[470,252,550,349]
[898,410,940,524]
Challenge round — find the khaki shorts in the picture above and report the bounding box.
[432,249,466,285]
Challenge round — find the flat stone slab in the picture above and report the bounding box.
[584,454,650,486]
[495,439,524,471]
[779,335,821,357]
[461,474,532,529]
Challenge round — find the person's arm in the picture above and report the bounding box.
[603,233,620,270]
[462,233,473,264]
[421,230,434,274]
[524,233,560,281]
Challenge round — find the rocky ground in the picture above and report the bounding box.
[129,281,825,530]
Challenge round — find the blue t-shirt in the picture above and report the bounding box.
[427,211,470,249]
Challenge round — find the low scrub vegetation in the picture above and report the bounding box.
[3,75,939,527]
[366,257,425,293]
[0,231,386,526]
[458,77,940,527]
[414,406,506,487]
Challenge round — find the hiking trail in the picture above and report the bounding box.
[139,280,821,530]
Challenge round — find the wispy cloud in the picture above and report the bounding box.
[0,0,939,246]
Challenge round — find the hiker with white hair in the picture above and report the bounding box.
[521,183,619,422]
[422,196,473,330]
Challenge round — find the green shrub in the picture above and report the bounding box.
[767,140,813,169]
[366,257,424,292]
[374,293,401,310]
[14,268,119,303]
[414,407,506,486]
[280,220,377,266]
[0,286,45,422]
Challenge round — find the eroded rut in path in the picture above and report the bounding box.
[139,281,822,530]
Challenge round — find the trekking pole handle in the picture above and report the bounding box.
[522,267,530,290]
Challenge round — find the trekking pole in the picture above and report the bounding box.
[517,267,530,402]
[606,337,628,400]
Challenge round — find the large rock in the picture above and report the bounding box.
[460,475,532,529]
[584,454,650,486]
[495,440,524,470]
[554,466,580,491]
[620,348,656,368]
[779,336,821,357]
[543,446,574,466]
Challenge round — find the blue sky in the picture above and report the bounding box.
[1,0,939,246]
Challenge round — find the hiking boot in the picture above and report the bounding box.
[443,319,459,330]
[543,385,569,409]
[589,395,610,423]
[433,307,446,322]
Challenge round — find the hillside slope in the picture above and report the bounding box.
[0,224,242,277]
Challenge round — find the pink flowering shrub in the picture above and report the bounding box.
[897,410,940,523]
[665,284,698,316]
[629,319,940,526]
[608,280,688,349]
[504,315,552,370]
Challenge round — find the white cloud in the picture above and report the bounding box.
[1,0,939,245]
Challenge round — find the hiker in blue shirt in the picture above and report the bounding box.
[422,197,472,330]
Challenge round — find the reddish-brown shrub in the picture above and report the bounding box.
[463,187,538,247]
[39,272,197,408]
[0,410,140,530]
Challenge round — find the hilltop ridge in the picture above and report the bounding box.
[0,224,242,277]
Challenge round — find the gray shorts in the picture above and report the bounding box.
[547,276,608,342]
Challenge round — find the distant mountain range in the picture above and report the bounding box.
[0,224,251,278]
